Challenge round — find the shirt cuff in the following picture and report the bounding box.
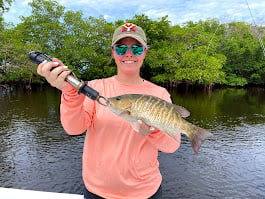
[61,83,77,93]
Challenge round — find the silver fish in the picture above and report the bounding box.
[107,94,213,154]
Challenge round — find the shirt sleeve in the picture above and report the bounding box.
[145,88,181,153]
[60,82,95,135]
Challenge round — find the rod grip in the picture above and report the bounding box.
[28,51,100,101]
[29,51,52,64]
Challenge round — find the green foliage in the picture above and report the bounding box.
[147,19,226,86]
[175,48,226,84]
[218,22,265,85]
[19,0,66,53]
[1,65,44,85]
[60,15,114,79]
[1,0,265,88]
[223,74,248,87]
[0,0,14,12]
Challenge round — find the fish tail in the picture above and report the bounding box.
[187,125,213,154]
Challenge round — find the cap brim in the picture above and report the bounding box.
[112,33,147,48]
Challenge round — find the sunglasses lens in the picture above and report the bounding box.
[131,45,144,55]
[114,45,127,55]
[114,45,144,56]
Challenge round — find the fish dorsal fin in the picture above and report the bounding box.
[174,105,190,118]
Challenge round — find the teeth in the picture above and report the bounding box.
[123,61,134,64]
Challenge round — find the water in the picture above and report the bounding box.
[0,87,83,194]
[0,86,265,198]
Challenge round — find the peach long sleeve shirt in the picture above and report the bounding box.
[60,76,180,199]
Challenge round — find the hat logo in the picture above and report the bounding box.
[121,23,136,32]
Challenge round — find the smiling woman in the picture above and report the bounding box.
[112,37,147,81]
[36,23,181,199]
[110,23,148,83]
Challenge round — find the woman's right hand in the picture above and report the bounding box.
[37,58,70,90]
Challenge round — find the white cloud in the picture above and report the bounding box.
[3,0,31,25]
[143,9,170,19]
[3,0,265,25]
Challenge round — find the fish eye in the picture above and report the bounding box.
[116,96,121,100]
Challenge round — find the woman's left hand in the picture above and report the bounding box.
[130,120,157,136]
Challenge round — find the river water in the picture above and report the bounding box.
[0,86,265,198]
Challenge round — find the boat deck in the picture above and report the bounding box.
[0,188,83,199]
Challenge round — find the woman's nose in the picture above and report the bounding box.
[125,47,133,56]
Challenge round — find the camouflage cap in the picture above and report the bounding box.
[111,23,147,48]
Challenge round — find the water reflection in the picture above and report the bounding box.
[0,87,265,198]
[0,87,84,193]
[164,88,265,198]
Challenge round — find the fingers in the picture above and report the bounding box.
[137,120,156,131]
[52,58,64,66]
[149,126,156,131]
[131,121,140,132]
[37,61,59,76]
[49,69,70,89]
[37,59,69,90]
[130,120,157,136]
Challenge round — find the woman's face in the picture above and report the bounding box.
[112,37,147,75]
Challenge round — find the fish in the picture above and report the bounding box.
[107,94,213,154]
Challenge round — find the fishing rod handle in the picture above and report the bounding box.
[28,51,99,100]
[29,51,53,64]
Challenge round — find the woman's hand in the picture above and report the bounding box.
[37,58,70,90]
[130,120,158,136]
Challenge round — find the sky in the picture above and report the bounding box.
[3,0,265,26]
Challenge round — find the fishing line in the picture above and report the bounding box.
[203,23,221,67]
[245,0,265,58]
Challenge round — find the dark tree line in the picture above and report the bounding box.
[1,0,265,89]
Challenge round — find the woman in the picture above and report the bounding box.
[37,23,181,199]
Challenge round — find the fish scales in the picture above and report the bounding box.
[131,95,181,132]
[140,95,163,123]
[133,95,164,124]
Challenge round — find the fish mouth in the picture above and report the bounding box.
[106,101,131,116]
[107,106,124,115]
[105,101,115,110]
[106,100,112,107]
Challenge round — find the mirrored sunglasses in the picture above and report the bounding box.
[114,44,145,56]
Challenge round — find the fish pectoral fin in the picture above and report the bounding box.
[174,105,190,118]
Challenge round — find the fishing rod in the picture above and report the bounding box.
[203,23,221,67]
[245,0,265,58]
[29,51,109,106]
